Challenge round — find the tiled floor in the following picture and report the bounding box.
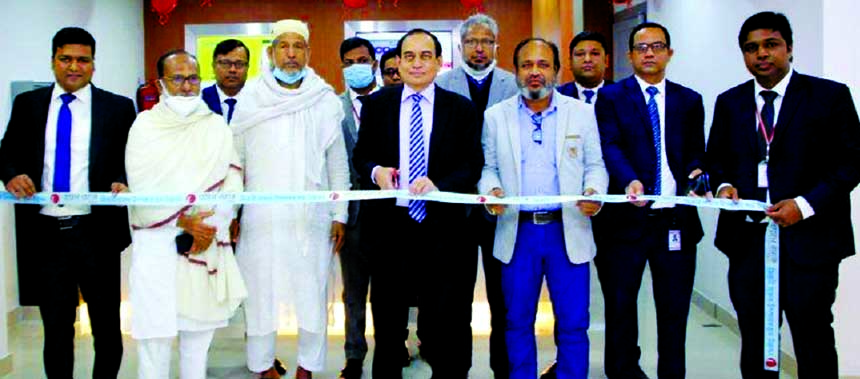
[4,264,796,378]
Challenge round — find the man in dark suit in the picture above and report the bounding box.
[435,13,518,379]
[352,29,483,379]
[201,39,249,124]
[593,22,705,379]
[0,27,135,378]
[707,12,860,379]
[558,31,612,104]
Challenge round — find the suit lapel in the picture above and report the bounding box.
[487,68,505,105]
[737,80,759,155]
[429,87,446,167]
[506,98,523,188]
[773,73,805,145]
[202,85,223,115]
[664,81,681,176]
[34,86,53,191]
[554,94,567,166]
[453,68,471,99]
[89,86,105,189]
[622,77,652,135]
[389,86,404,164]
[341,92,358,141]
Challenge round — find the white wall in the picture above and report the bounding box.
[0,0,144,361]
[822,0,860,374]
[648,0,860,375]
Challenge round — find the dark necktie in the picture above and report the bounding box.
[408,93,426,223]
[760,90,778,137]
[583,89,595,104]
[224,98,237,124]
[646,86,661,195]
[54,93,76,192]
[530,112,544,144]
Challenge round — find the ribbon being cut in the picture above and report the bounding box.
[0,189,782,372]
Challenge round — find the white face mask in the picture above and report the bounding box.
[160,80,202,118]
[461,59,496,82]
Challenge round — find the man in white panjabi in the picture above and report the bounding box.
[231,20,349,379]
[126,50,247,379]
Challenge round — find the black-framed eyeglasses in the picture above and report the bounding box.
[215,59,248,69]
[165,75,201,86]
[382,68,400,77]
[632,42,668,54]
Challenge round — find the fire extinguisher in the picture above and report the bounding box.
[136,79,160,112]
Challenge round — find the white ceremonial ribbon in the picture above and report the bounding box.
[764,220,780,371]
[0,190,768,210]
[0,188,780,373]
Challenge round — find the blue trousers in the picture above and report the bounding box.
[502,221,590,379]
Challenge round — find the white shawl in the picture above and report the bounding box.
[126,100,247,322]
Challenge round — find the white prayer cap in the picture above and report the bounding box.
[272,19,309,42]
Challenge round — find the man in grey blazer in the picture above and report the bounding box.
[435,13,518,379]
[479,37,608,379]
[337,36,379,379]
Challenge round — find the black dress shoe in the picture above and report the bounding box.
[273,359,287,376]
[628,366,651,379]
[339,359,363,379]
[539,361,558,379]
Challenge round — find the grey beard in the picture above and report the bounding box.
[520,86,551,100]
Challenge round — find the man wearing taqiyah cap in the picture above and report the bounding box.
[231,19,349,379]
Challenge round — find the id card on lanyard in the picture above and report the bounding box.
[755,109,774,188]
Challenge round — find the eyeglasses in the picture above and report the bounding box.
[632,42,668,54]
[165,75,201,86]
[216,59,248,69]
[382,68,400,77]
[463,38,495,48]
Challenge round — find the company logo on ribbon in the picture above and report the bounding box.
[186,194,197,204]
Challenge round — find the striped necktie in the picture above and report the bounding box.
[408,93,427,223]
[646,86,662,195]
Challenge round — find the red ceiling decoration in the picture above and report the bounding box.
[151,0,177,25]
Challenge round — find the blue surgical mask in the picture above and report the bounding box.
[343,63,375,89]
[273,67,307,85]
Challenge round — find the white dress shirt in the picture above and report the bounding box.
[41,83,92,216]
[751,69,813,218]
[634,75,676,208]
[397,84,435,206]
[575,80,604,104]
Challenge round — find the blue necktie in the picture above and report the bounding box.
[583,89,595,104]
[530,112,544,144]
[408,93,426,223]
[224,98,237,124]
[760,90,777,137]
[53,93,76,192]
[646,86,662,195]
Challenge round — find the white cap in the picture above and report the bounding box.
[272,19,309,42]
